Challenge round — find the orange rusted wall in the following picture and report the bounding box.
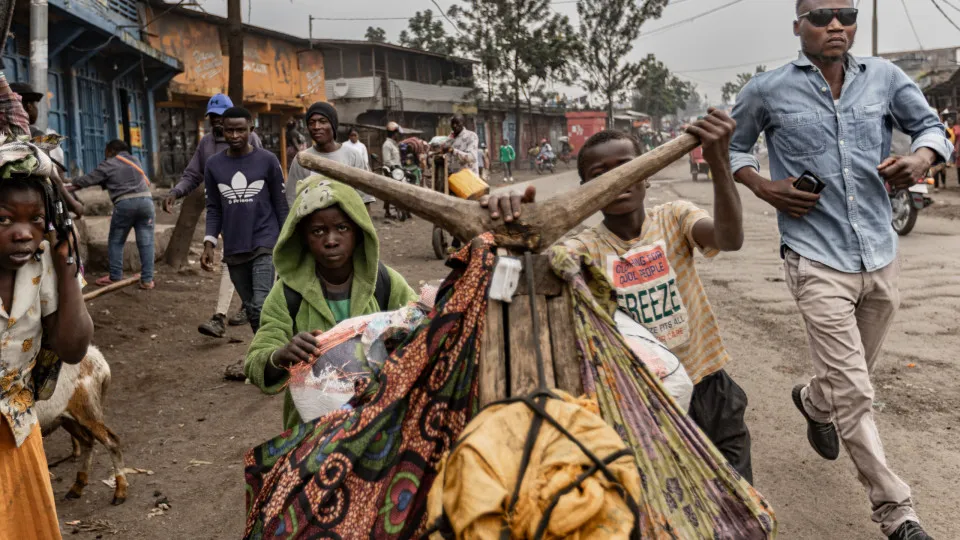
[146,12,227,98]
[299,50,326,107]
[145,10,325,110]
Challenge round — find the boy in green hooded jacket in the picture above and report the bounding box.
[245,176,418,429]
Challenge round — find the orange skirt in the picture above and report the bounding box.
[0,418,62,540]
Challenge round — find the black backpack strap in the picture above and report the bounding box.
[283,283,303,335]
[374,262,392,311]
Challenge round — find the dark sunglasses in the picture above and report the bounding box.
[798,7,859,27]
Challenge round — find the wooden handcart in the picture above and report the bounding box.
[298,134,701,404]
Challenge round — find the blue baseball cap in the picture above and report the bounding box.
[206,93,233,116]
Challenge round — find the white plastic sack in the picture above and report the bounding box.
[288,298,433,423]
[614,310,694,412]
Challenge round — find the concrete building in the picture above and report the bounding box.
[316,39,475,140]
[476,102,567,168]
[2,0,182,176]
[881,47,960,93]
[142,1,327,185]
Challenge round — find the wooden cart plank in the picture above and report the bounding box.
[547,288,582,396]
[479,300,507,405]
[508,295,556,396]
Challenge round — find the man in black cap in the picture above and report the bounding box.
[10,81,44,138]
[10,82,65,165]
[285,101,374,207]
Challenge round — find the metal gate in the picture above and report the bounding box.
[157,106,202,187]
[77,66,109,173]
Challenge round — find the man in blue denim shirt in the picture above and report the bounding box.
[729,2,950,539]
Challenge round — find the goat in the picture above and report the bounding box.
[35,345,127,505]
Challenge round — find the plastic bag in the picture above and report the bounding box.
[288,304,428,422]
[614,310,694,412]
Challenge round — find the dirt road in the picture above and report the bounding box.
[49,163,958,539]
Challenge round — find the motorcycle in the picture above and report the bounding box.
[887,176,933,236]
[536,154,556,175]
[381,165,419,222]
[689,146,711,182]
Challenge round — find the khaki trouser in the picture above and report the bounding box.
[784,250,915,535]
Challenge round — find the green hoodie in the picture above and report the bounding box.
[245,176,418,429]
[499,144,516,164]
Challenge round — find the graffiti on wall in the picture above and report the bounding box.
[193,51,223,81]
[147,8,326,107]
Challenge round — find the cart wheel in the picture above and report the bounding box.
[432,227,449,260]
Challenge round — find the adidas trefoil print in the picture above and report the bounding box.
[219,171,265,203]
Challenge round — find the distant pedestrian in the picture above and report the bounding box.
[527,143,539,171]
[729,2,951,538]
[10,81,64,167]
[446,114,478,176]
[477,142,490,180]
[163,93,262,338]
[342,129,369,168]
[201,107,288,338]
[500,138,515,182]
[285,118,308,170]
[68,139,156,289]
[286,102,375,207]
[381,122,402,218]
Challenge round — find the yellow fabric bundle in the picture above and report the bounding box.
[426,391,640,539]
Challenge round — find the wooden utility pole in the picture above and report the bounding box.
[227,0,244,105]
[872,0,878,56]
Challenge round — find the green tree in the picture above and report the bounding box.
[632,54,693,130]
[721,65,766,104]
[451,0,578,150]
[575,0,668,128]
[365,26,387,43]
[399,10,457,55]
[681,85,704,118]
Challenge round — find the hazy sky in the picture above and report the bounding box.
[194,0,960,105]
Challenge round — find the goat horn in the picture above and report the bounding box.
[296,133,700,252]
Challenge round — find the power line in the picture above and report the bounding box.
[940,0,960,14]
[931,0,960,33]
[901,0,924,50]
[308,16,410,21]
[638,0,749,39]
[676,55,795,73]
[430,0,465,36]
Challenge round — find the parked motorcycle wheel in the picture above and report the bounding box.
[432,227,449,260]
[890,189,918,236]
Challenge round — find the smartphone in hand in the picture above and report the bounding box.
[793,171,826,194]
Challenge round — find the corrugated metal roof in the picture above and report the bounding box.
[311,39,476,65]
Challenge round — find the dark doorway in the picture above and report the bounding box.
[118,88,132,145]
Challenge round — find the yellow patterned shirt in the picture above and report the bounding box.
[564,201,730,384]
[0,242,61,447]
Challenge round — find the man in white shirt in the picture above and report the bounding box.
[381,122,403,218]
[342,128,369,169]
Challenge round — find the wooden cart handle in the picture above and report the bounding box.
[297,134,700,253]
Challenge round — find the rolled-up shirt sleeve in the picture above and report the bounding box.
[728,78,767,174]
[888,65,953,162]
